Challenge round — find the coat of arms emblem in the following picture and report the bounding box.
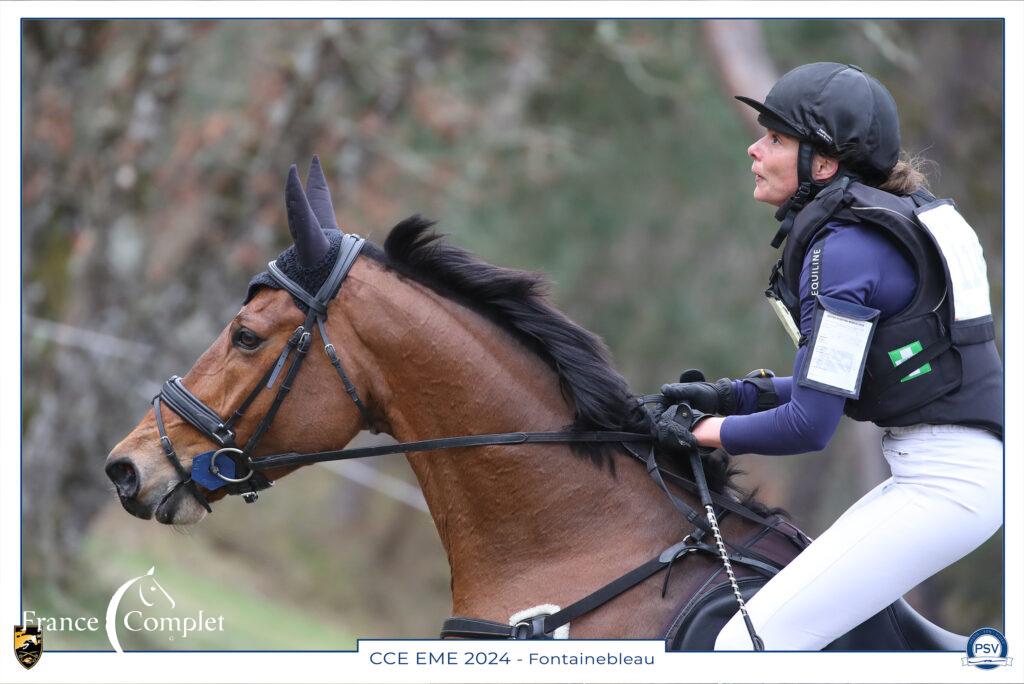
[14,625,43,670]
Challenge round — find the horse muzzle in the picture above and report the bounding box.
[104,450,210,524]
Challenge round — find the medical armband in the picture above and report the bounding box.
[797,295,880,399]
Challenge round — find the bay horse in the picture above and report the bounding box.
[105,158,968,650]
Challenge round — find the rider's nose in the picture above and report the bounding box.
[748,138,761,159]
[105,458,140,500]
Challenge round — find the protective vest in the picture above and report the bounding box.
[765,178,1003,437]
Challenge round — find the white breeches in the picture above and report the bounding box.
[715,424,1003,651]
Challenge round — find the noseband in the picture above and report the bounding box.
[152,233,369,507]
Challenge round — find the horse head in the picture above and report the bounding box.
[105,158,375,524]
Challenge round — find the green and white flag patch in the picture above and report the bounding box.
[888,341,932,382]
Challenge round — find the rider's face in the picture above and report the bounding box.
[747,129,799,207]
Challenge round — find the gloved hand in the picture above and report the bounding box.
[655,404,701,457]
[661,369,736,416]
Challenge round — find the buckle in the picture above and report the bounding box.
[512,621,532,639]
[241,479,274,504]
[511,616,552,640]
[211,424,236,447]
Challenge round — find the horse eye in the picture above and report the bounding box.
[232,328,263,351]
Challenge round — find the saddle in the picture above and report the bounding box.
[664,518,968,651]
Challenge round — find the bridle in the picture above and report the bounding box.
[150,231,781,648]
[153,233,369,507]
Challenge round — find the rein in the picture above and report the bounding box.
[153,232,782,648]
[203,430,650,473]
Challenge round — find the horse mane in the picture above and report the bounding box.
[361,216,779,513]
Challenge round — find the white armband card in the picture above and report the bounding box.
[798,295,881,398]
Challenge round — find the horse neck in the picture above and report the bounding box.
[342,260,756,628]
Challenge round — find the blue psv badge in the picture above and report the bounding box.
[963,627,1011,669]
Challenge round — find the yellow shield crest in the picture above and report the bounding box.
[14,625,42,670]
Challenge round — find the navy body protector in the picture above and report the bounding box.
[765,178,1003,437]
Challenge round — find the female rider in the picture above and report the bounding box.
[658,62,1003,651]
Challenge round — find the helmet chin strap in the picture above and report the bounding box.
[770,141,819,249]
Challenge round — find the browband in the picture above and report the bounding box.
[267,234,366,315]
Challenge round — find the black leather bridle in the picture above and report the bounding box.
[150,231,782,648]
[153,233,370,507]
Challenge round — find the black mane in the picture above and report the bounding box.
[362,216,777,511]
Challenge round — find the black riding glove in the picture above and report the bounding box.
[654,404,701,457]
[661,377,736,416]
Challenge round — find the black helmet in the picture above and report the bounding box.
[736,62,900,181]
[737,63,901,248]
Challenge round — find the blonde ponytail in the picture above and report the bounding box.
[877,153,933,195]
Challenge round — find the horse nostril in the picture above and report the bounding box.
[105,458,140,500]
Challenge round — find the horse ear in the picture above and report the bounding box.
[285,164,330,268]
[305,155,339,231]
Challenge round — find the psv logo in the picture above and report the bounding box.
[974,638,1001,656]
[963,627,1011,670]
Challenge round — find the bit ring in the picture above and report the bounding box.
[209,447,254,483]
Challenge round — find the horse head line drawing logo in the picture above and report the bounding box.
[105,566,175,653]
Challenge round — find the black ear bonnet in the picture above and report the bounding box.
[245,229,348,312]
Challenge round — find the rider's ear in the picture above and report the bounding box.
[285,164,330,268]
[812,154,839,183]
[305,155,339,231]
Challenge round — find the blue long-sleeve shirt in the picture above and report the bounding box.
[720,220,917,455]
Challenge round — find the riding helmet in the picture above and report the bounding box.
[736,62,901,181]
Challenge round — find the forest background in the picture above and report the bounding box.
[21,19,1004,648]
